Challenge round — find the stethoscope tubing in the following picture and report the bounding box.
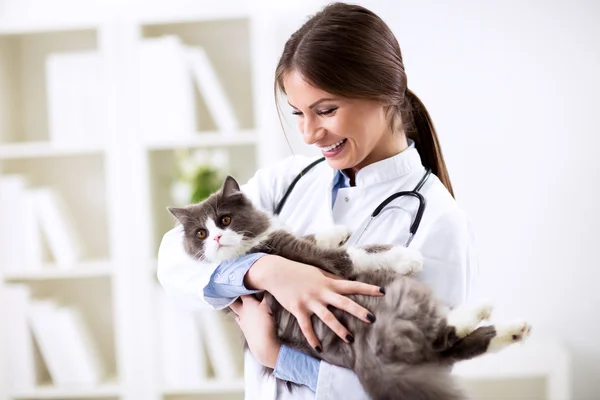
[274,157,431,247]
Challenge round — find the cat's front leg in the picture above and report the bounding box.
[302,225,352,249]
[346,245,423,276]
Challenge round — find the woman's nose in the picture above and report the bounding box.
[301,116,325,145]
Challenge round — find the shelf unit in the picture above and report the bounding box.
[10,381,121,400]
[0,142,104,160]
[2,260,114,282]
[0,1,267,399]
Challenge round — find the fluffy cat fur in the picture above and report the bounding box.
[168,176,531,400]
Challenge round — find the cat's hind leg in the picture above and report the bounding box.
[446,300,494,338]
[440,321,531,363]
[487,320,532,353]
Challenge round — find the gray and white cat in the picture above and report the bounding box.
[168,176,531,400]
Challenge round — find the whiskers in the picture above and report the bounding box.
[192,249,206,262]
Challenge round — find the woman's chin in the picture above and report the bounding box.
[324,154,354,171]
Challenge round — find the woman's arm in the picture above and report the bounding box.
[230,295,321,391]
[274,345,320,392]
[203,253,266,308]
[156,225,217,310]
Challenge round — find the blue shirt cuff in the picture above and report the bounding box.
[274,344,320,392]
[203,253,266,308]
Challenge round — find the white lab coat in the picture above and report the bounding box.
[157,145,479,400]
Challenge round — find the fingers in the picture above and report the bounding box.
[296,313,322,353]
[313,304,354,344]
[326,292,376,324]
[331,279,385,297]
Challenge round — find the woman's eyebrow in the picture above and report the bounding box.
[288,97,339,110]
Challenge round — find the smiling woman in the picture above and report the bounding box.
[157,2,479,400]
[283,71,406,179]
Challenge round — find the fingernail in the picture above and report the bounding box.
[346,334,355,343]
[315,345,322,353]
[379,287,386,295]
[366,313,376,323]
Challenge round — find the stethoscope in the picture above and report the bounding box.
[274,157,431,247]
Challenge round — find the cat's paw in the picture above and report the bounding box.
[354,246,423,274]
[314,225,352,249]
[388,246,423,276]
[347,245,423,274]
[488,320,532,353]
[447,300,494,338]
[475,299,494,321]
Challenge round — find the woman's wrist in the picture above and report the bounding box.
[244,254,281,291]
[264,341,282,369]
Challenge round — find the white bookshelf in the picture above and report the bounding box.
[2,260,114,282]
[162,379,245,396]
[0,142,104,160]
[10,381,121,400]
[0,2,262,400]
[144,130,258,151]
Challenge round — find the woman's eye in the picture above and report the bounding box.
[291,110,303,116]
[318,107,337,116]
[196,229,207,240]
[221,216,231,226]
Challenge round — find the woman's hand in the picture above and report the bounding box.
[230,295,281,369]
[244,255,384,352]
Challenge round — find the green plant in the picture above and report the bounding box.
[188,164,223,203]
[172,149,227,205]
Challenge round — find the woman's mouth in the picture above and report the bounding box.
[321,138,347,157]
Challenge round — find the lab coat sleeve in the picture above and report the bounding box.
[315,361,371,399]
[415,209,479,307]
[156,155,313,311]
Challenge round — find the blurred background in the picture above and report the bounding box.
[0,0,598,399]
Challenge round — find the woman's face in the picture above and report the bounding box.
[283,70,405,173]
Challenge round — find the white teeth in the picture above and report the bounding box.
[322,139,346,152]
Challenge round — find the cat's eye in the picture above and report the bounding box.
[196,229,207,240]
[221,216,231,226]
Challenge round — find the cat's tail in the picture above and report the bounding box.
[355,361,467,400]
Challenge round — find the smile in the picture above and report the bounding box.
[320,138,347,152]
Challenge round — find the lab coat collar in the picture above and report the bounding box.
[332,139,423,188]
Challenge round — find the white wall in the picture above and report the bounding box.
[260,0,600,398]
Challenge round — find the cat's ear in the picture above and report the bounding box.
[168,207,193,224]
[221,175,241,197]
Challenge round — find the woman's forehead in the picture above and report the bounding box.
[283,70,337,106]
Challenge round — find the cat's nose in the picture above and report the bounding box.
[214,234,222,243]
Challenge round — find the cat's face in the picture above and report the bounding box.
[168,176,271,263]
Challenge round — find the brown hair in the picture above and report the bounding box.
[274,2,455,197]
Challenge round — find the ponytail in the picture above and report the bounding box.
[405,89,455,198]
